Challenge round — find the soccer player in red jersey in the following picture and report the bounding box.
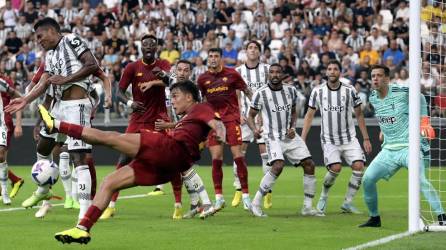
[48,80,218,244]
[100,34,183,219]
[197,48,253,211]
[0,75,23,202]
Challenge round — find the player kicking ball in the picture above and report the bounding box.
[360,65,446,227]
[46,80,217,244]
[247,64,317,217]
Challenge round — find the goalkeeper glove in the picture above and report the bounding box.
[421,116,436,140]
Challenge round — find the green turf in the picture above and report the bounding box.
[369,232,446,250]
[0,166,443,249]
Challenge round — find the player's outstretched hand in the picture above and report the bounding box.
[286,128,296,139]
[130,101,146,113]
[155,119,174,131]
[240,115,247,125]
[5,97,27,114]
[254,128,262,139]
[47,75,67,85]
[363,139,372,154]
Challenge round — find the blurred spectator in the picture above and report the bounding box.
[222,41,237,67]
[103,28,126,55]
[230,11,248,39]
[394,68,409,85]
[15,15,32,40]
[2,0,18,29]
[181,42,199,64]
[366,27,388,52]
[191,14,212,40]
[360,41,380,65]
[345,29,364,53]
[270,13,289,40]
[23,1,38,24]
[4,31,22,54]
[252,13,269,43]
[383,39,405,67]
[160,40,180,65]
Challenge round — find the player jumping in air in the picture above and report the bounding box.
[359,64,446,227]
[44,80,218,244]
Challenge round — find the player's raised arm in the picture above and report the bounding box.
[207,119,226,143]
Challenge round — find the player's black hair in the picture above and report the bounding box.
[141,34,158,43]
[170,80,201,102]
[370,64,390,77]
[208,48,223,56]
[327,59,342,71]
[246,40,261,51]
[34,17,60,33]
[176,59,193,70]
[269,63,283,71]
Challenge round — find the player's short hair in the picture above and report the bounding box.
[327,59,342,71]
[246,40,261,51]
[170,80,201,102]
[141,34,158,43]
[370,64,390,77]
[34,17,60,33]
[176,59,192,70]
[208,48,222,56]
[269,63,283,71]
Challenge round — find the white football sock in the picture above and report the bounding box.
[0,161,8,195]
[71,167,78,201]
[232,161,241,190]
[253,171,277,206]
[261,153,270,175]
[183,168,211,206]
[59,152,72,198]
[303,174,316,208]
[76,165,92,220]
[182,173,200,206]
[321,170,339,198]
[344,170,363,204]
[109,201,116,208]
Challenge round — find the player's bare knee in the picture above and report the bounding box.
[230,145,243,158]
[271,160,284,176]
[328,163,342,173]
[301,159,315,175]
[351,161,365,171]
[0,147,7,162]
[71,151,88,166]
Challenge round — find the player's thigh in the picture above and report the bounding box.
[37,134,57,155]
[104,132,141,159]
[258,142,266,154]
[283,135,312,166]
[241,123,254,144]
[340,138,366,168]
[101,165,137,191]
[225,121,242,146]
[62,99,93,153]
[364,149,401,182]
[265,139,285,165]
[322,143,342,167]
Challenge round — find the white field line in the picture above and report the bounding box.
[343,231,415,250]
[0,194,147,212]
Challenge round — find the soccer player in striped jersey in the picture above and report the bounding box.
[302,60,372,216]
[247,64,318,217]
[233,41,271,209]
[360,65,445,227]
[6,17,101,220]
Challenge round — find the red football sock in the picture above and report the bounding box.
[59,122,84,139]
[212,159,223,195]
[8,170,21,183]
[87,157,97,198]
[234,157,249,193]
[171,173,182,203]
[78,205,102,231]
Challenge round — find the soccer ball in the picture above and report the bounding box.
[31,160,59,186]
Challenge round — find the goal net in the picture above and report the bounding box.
[417,0,446,231]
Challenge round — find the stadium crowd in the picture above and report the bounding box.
[0,0,444,120]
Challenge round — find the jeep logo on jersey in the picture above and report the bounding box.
[272,104,291,112]
[377,116,396,124]
[324,105,345,112]
[248,82,264,89]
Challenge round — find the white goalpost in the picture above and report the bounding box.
[411,0,446,233]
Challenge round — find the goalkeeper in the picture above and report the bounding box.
[360,65,446,227]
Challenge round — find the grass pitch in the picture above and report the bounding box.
[0,165,443,249]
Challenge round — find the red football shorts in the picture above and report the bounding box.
[129,130,192,186]
[207,120,242,147]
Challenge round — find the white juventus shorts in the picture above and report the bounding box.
[322,138,366,167]
[241,123,265,144]
[265,135,312,166]
[0,125,7,147]
[40,98,92,151]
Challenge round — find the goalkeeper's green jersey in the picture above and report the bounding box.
[369,84,428,150]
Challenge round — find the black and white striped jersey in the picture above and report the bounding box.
[251,84,298,140]
[308,82,362,145]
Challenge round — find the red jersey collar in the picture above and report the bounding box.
[141,58,156,66]
[208,65,224,74]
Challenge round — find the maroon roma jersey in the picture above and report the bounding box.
[119,59,171,124]
[169,103,217,162]
[197,67,247,123]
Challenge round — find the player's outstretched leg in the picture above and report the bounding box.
[182,168,215,219]
[171,173,183,219]
[8,170,24,198]
[231,160,242,207]
[260,152,272,209]
[316,168,339,215]
[341,162,364,214]
[420,157,446,225]
[0,154,11,205]
[55,165,137,244]
[301,159,318,216]
[59,150,75,208]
